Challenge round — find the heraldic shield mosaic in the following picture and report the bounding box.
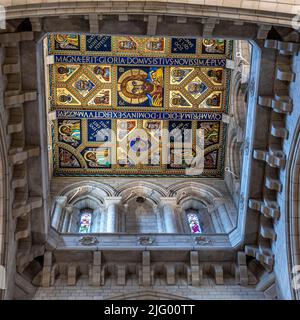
[44,34,233,177]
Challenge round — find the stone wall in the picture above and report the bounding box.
[3,0,298,28]
[50,179,238,235]
[0,9,299,299]
[0,31,48,299]
[224,40,251,208]
[273,45,300,300]
[125,199,158,234]
[244,35,300,300]
[33,275,268,300]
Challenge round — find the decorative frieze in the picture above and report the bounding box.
[193,236,212,246]
[138,236,155,245]
[78,236,99,246]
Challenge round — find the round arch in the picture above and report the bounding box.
[167,181,223,204]
[51,181,115,233]
[116,181,168,205]
[55,181,115,200]
[168,181,235,233]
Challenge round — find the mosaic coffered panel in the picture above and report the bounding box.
[45,34,233,177]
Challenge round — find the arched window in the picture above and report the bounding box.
[186,209,202,234]
[79,209,92,233]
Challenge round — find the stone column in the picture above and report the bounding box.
[93,207,102,233]
[68,207,80,233]
[61,205,73,233]
[99,209,106,233]
[214,198,233,233]
[51,196,67,230]
[104,197,122,233]
[209,211,223,233]
[154,205,164,233]
[161,198,178,233]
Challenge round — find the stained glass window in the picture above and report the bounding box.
[79,211,92,233]
[187,210,202,234]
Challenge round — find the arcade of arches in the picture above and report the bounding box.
[0,0,300,300]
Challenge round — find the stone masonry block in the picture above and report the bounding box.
[212,264,224,285]
[67,265,80,286]
[238,252,247,265]
[93,251,101,266]
[165,264,176,285]
[117,265,126,286]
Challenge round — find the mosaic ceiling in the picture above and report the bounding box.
[45,34,233,177]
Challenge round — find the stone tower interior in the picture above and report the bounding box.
[0,0,300,301]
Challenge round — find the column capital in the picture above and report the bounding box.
[105,197,121,233]
[207,198,225,214]
[212,197,225,206]
[55,196,68,206]
[161,198,178,233]
[160,197,178,207]
[104,196,122,206]
[64,205,74,214]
